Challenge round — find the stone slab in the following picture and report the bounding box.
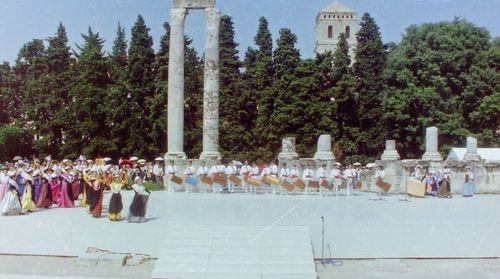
[173,0,215,9]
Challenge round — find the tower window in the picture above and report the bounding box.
[346,26,351,39]
[328,25,333,39]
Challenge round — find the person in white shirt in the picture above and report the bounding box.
[343,165,355,196]
[209,160,225,193]
[239,160,251,193]
[329,163,342,195]
[197,161,209,192]
[184,160,196,192]
[261,163,274,194]
[152,158,164,184]
[225,162,237,193]
[279,163,290,194]
[249,163,260,194]
[166,160,177,193]
[316,164,329,196]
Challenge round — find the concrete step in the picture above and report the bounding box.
[152,225,316,279]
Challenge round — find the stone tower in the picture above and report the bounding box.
[314,1,358,60]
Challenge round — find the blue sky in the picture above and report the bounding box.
[0,0,499,63]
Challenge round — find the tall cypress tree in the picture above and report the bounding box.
[126,15,156,158]
[353,13,387,159]
[61,28,113,158]
[46,22,74,157]
[268,28,301,137]
[149,22,170,155]
[331,33,359,162]
[248,17,275,160]
[183,37,204,158]
[108,22,129,158]
[218,15,249,159]
[0,62,14,124]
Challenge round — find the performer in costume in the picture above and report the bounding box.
[108,174,125,221]
[239,161,251,193]
[225,161,237,193]
[463,166,474,197]
[343,165,356,196]
[57,170,75,208]
[329,163,342,195]
[166,160,177,193]
[152,158,164,184]
[49,170,61,205]
[0,167,10,203]
[196,161,209,192]
[88,174,104,217]
[21,176,36,212]
[184,160,196,192]
[279,163,290,194]
[316,164,329,196]
[128,177,150,223]
[0,182,22,215]
[36,169,53,208]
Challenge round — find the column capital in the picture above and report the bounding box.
[204,7,221,18]
[171,8,188,22]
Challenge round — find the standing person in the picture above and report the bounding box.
[279,163,290,194]
[374,165,388,197]
[239,160,251,193]
[57,170,75,208]
[249,162,260,194]
[353,163,362,190]
[36,169,53,208]
[0,177,22,216]
[128,177,151,223]
[302,164,314,194]
[184,161,196,192]
[108,174,125,221]
[316,164,329,196]
[166,160,177,193]
[329,163,342,196]
[88,174,104,218]
[21,176,36,212]
[463,166,474,197]
[343,165,355,196]
[196,161,209,192]
[49,169,61,205]
[152,158,164,184]
[225,161,237,193]
[0,167,11,203]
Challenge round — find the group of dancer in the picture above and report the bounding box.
[165,159,379,196]
[0,156,151,222]
[409,164,475,198]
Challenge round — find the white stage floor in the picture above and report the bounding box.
[1,191,499,259]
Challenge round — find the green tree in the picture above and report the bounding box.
[61,28,113,158]
[353,13,387,160]
[0,62,15,124]
[244,17,274,160]
[45,22,74,157]
[183,37,204,158]
[218,15,249,160]
[0,125,33,161]
[126,15,156,158]
[330,33,359,162]
[108,23,130,158]
[383,19,492,157]
[148,22,170,156]
[266,28,301,159]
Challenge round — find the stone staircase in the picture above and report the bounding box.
[151,225,317,279]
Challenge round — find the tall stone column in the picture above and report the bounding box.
[199,8,221,161]
[422,126,443,161]
[464,136,481,161]
[381,140,400,161]
[167,8,187,159]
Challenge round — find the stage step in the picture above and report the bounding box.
[151,225,316,279]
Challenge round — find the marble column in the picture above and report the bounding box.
[422,126,443,161]
[167,8,187,159]
[381,140,400,161]
[199,8,221,160]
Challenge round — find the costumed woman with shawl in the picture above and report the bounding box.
[0,173,22,215]
[36,169,53,208]
[108,174,126,221]
[21,176,36,212]
[128,177,150,223]
[88,174,104,217]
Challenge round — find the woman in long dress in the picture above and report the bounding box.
[0,181,22,216]
[21,176,36,212]
[128,177,150,223]
[0,168,10,203]
[108,175,124,221]
[88,175,104,218]
[49,170,61,205]
[57,172,74,208]
[36,170,53,208]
